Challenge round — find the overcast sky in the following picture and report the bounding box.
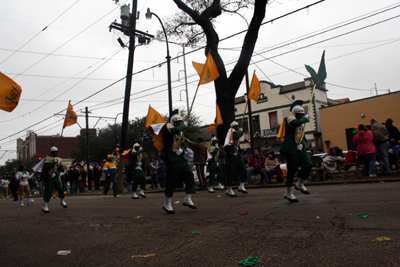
[0,0,399,164]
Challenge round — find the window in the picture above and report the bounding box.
[269,111,278,129]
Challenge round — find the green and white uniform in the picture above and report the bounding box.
[43,155,65,203]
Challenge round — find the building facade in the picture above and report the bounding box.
[320,91,400,151]
[234,78,328,154]
[17,131,79,166]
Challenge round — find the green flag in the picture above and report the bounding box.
[305,50,327,87]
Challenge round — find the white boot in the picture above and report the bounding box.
[216,182,225,190]
[226,186,237,197]
[41,202,50,213]
[139,189,146,198]
[294,178,310,194]
[183,194,197,209]
[284,187,299,203]
[20,200,24,207]
[132,192,139,199]
[208,186,215,193]
[163,197,174,214]
[60,198,68,208]
[238,182,248,194]
[27,198,34,205]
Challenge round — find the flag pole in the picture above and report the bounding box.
[187,50,212,121]
[297,83,317,145]
[58,100,70,148]
[141,105,151,147]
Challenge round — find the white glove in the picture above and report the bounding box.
[54,158,58,163]
[304,114,310,120]
[51,173,56,178]
[216,162,219,167]
[138,162,142,166]
[183,121,188,126]
[239,128,243,132]
[215,144,219,148]
[296,144,304,151]
[139,147,143,151]
[176,148,183,155]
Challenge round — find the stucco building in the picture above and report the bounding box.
[320,91,400,151]
[234,78,328,154]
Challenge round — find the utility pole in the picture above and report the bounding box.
[85,107,90,179]
[182,45,190,114]
[109,1,154,193]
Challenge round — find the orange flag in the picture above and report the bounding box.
[145,106,165,127]
[63,102,78,129]
[247,72,260,102]
[145,106,167,152]
[192,52,219,85]
[207,102,223,131]
[0,72,22,112]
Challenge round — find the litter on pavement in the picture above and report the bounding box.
[373,237,391,242]
[240,212,250,215]
[238,256,261,266]
[57,250,71,256]
[131,254,155,258]
[356,213,375,219]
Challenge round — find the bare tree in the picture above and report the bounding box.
[163,0,269,140]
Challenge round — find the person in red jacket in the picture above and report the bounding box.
[353,124,376,177]
[247,150,268,184]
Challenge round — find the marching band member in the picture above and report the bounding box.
[278,100,313,203]
[224,121,248,197]
[41,146,67,213]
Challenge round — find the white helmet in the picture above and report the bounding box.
[230,121,239,128]
[133,143,140,149]
[291,106,305,116]
[211,137,218,143]
[50,146,58,152]
[170,114,183,125]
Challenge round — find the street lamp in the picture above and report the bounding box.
[145,8,173,118]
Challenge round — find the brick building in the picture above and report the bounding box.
[17,131,78,165]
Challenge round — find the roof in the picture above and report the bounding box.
[334,98,350,104]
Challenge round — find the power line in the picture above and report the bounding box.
[0,0,80,66]
[11,2,124,79]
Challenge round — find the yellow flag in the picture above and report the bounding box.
[120,149,132,164]
[63,102,78,129]
[0,72,22,112]
[248,72,260,102]
[192,52,219,85]
[145,106,166,128]
[207,102,223,131]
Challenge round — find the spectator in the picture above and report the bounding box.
[264,151,282,183]
[124,167,132,193]
[87,166,93,191]
[66,166,78,195]
[9,170,19,201]
[180,141,194,189]
[353,124,376,178]
[371,118,391,175]
[247,149,268,184]
[186,137,208,189]
[386,118,400,147]
[157,161,167,190]
[332,146,344,158]
[93,162,102,190]
[75,164,85,193]
[149,157,159,190]
[322,148,338,171]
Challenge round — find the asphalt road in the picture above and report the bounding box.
[1,181,399,267]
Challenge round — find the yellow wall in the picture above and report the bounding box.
[320,92,400,152]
